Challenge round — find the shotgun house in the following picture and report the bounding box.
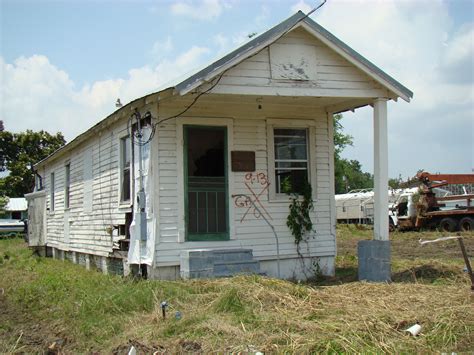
[26,11,412,280]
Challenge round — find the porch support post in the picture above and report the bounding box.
[358,97,391,282]
[373,98,389,241]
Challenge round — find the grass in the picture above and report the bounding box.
[0,228,473,353]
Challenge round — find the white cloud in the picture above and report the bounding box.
[255,4,270,28]
[1,0,472,178]
[0,45,211,141]
[175,46,210,67]
[170,0,225,21]
[291,0,312,14]
[213,33,230,55]
[439,24,474,84]
[151,36,174,60]
[311,0,473,176]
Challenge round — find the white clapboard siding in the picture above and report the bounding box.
[38,24,372,267]
[43,120,133,256]
[209,27,385,98]
[154,96,335,267]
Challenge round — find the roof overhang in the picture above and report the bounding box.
[34,87,174,170]
[34,11,413,170]
[174,11,413,102]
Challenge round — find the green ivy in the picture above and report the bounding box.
[282,177,314,245]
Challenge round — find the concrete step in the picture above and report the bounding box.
[213,259,260,277]
[211,248,254,262]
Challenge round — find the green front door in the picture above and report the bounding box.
[184,125,228,241]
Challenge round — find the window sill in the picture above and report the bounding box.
[185,233,229,242]
[118,203,132,213]
[268,194,311,204]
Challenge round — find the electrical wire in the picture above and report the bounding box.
[124,1,327,277]
[155,73,225,126]
[128,111,157,146]
[129,0,327,142]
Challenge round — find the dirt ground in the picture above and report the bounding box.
[0,295,70,353]
[337,228,474,260]
[1,230,473,353]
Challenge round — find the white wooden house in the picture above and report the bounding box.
[26,12,412,280]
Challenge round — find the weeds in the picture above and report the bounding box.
[1,232,473,353]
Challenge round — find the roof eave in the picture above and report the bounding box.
[175,11,307,96]
[34,87,175,170]
[176,12,413,103]
[300,19,413,102]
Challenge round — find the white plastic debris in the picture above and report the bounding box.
[405,323,422,336]
[128,345,137,355]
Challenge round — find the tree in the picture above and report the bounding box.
[333,113,353,157]
[0,129,66,197]
[333,114,373,194]
[389,175,403,190]
[0,196,8,215]
[335,159,373,193]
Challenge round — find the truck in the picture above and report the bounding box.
[393,172,474,232]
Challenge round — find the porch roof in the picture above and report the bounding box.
[34,11,413,170]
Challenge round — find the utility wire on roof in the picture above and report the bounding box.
[127,1,328,146]
[152,0,328,128]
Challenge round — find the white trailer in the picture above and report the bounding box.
[336,189,408,226]
[335,189,375,224]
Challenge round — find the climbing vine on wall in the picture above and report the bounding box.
[282,178,314,245]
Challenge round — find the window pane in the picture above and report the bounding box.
[197,191,207,233]
[185,126,228,239]
[275,161,307,169]
[274,129,307,160]
[207,191,217,232]
[276,169,308,194]
[188,191,198,233]
[121,136,131,202]
[65,164,70,208]
[50,172,55,211]
[122,136,131,166]
[217,191,227,232]
[274,128,309,195]
[122,168,131,202]
[187,127,225,178]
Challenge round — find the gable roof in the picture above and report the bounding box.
[34,11,412,170]
[175,11,413,102]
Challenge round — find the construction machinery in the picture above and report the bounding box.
[394,172,474,231]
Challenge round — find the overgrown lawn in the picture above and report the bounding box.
[0,228,473,353]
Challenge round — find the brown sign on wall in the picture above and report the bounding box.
[231,151,255,172]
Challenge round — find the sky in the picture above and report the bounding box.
[0,0,473,180]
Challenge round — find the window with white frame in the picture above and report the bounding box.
[64,163,71,208]
[273,128,309,195]
[50,172,55,211]
[120,135,131,203]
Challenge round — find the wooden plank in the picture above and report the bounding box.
[210,84,388,98]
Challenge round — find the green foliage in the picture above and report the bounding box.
[333,113,353,157]
[214,287,245,314]
[389,175,403,189]
[282,177,314,245]
[335,158,373,194]
[333,114,373,194]
[0,196,8,214]
[1,237,473,353]
[0,129,65,197]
